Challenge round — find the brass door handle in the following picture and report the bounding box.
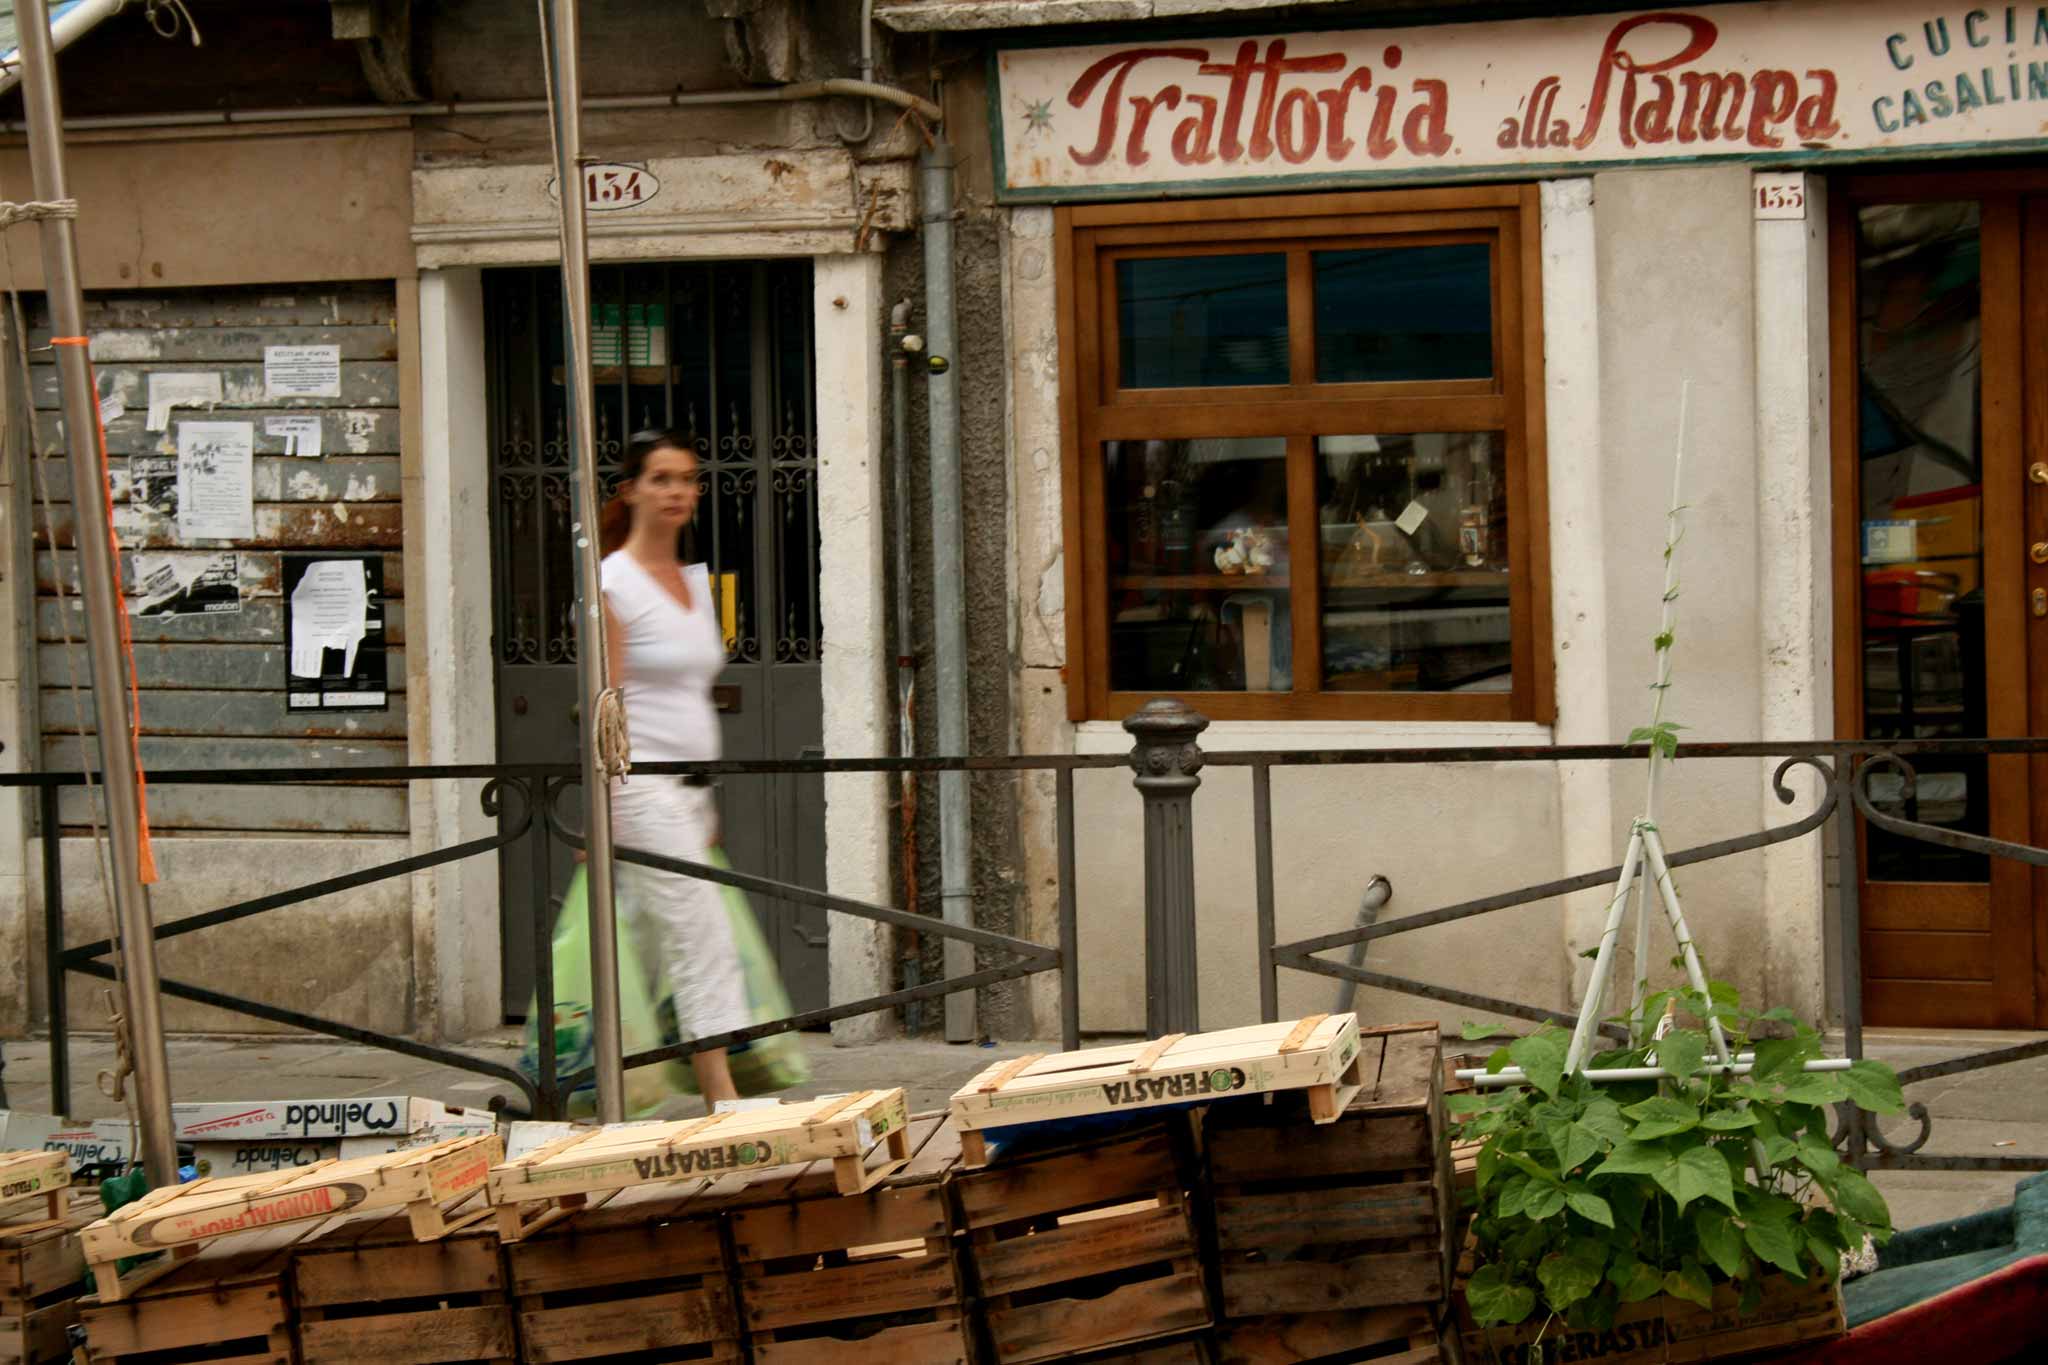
[2033,462,2048,484]
[2035,587,2048,618]
[2033,542,2048,564]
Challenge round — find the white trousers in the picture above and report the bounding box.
[609,777,749,1043]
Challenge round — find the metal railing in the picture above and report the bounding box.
[9,707,2048,1176]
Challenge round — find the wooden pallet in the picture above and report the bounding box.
[1202,1023,1455,1328]
[1456,1271,1844,1364]
[291,1204,516,1365]
[0,1155,69,1235]
[77,1220,319,1365]
[728,1113,973,1364]
[79,1134,502,1302]
[949,1017,1364,1167]
[956,1120,1212,1365]
[488,1090,911,1242]
[502,1176,742,1364]
[1216,1304,1442,1365]
[0,1194,95,1365]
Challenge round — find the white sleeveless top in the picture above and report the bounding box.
[600,551,725,763]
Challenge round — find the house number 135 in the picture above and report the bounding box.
[1754,174,1806,221]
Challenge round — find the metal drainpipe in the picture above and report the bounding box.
[889,298,922,1032]
[921,139,976,1043]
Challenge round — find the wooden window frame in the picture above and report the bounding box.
[1057,185,1554,723]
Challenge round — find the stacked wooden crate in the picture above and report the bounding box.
[1200,1022,1455,1365]
[76,1223,311,1365]
[0,1195,94,1365]
[727,1113,972,1363]
[291,1205,516,1365]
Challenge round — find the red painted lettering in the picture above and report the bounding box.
[1064,47,1209,165]
[1126,86,1181,165]
[1276,87,1321,162]
[1171,92,1220,163]
[1573,13,1720,148]
[1403,80,1452,155]
[1746,69,1800,146]
[1317,68,1375,158]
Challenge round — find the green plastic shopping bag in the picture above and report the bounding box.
[518,865,693,1118]
[657,847,812,1097]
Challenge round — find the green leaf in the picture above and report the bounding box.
[1707,978,1742,1008]
[1623,1096,1701,1141]
[1462,1021,1510,1042]
[1588,1139,1668,1180]
[1580,1098,1630,1144]
[1694,1205,1749,1279]
[1654,1144,1738,1213]
[1842,1060,1906,1115]
[1446,1093,1495,1117]
[1510,1031,1567,1099]
[1466,1264,1538,1326]
[1565,1188,1615,1228]
[1538,1250,1604,1311]
[1738,1274,1764,1316]
[1752,1036,1809,1086]
[1653,631,1674,651]
[1658,1029,1707,1082]
[1701,1108,1760,1132]
[1781,1070,1852,1106]
[1796,1130,1843,1182]
[1832,1168,1893,1233]
[1579,946,1601,960]
[1745,1214,1809,1278]
[1476,1142,1501,1193]
[1805,1225,1843,1283]
[1664,1259,1715,1309]
[1493,1174,1533,1220]
[1526,1184,1569,1221]
[1610,1252,1664,1303]
[1756,1006,1802,1025]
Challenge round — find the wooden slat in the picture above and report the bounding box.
[1207,1113,1432,1183]
[753,1318,966,1365]
[33,455,402,503]
[1863,929,1995,983]
[1861,979,2004,1030]
[518,1285,729,1362]
[294,1233,501,1307]
[38,408,402,457]
[42,599,405,646]
[975,1202,1190,1297]
[43,688,407,739]
[741,1250,953,1330]
[1276,1014,1328,1054]
[30,361,399,410]
[41,642,407,692]
[955,1132,1180,1228]
[1860,881,1991,933]
[979,1054,1044,1094]
[44,734,407,771]
[1215,1182,1438,1252]
[506,1217,725,1296]
[299,1303,513,1365]
[1223,1248,1441,1317]
[730,1183,945,1262]
[37,502,404,551]
[39,324,400,364]
[987,1272,1209,1365]
[56,784,408,835]
[64,290,396,329]
[1218,1305,1437,1365]
[36,549,406,599]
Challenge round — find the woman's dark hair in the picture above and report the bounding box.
[599,427,699,555]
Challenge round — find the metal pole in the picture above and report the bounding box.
[921,140,975,1043]
[1125,699,1206,1035]
[14,0,178,1184]
[1056,767,1080,1052]
[1836,759,1868,1164]
[1252,764,1277,1025]
[540,0,624,1123]
[41,784,70,1117]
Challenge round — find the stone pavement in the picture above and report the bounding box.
[2,1026,2042,1234]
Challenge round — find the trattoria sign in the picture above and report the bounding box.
[992,1,2048,199]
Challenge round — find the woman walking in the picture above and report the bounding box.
[599,427,744,1106]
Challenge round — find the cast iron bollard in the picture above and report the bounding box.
[1125,699,1207,1036]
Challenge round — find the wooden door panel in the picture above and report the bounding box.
[1860,883,1989,934]
[1862,930,1995,982]
[2025,197,2048,1025]
[1862,981,2003,1030]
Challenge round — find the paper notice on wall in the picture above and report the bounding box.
[176,421,255,541]
[265,414,323,458]
[134,552,242,618]
[289,560,369,679]
[145,371,222,431]
[130,455,178,519]
[1395,500,1429,536]
[99,393,124,426]
[264,344,341,399]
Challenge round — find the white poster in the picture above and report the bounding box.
[994,1,2048,198]
[130,455,178,519]
[175,421,255,541]
[145,371,222,431]
[134,552,242,617]
[289,560,370,680]
[265,414,324,458]
[264,344,342,399]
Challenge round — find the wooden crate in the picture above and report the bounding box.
[77,1221,317,1365]
[956,1121,1211,1365]
[1202,1023,1455,1327]
[950,1017,1364,1167]
[1216,1304,1442,1365]
[489,1090,911,1241]
[0,1195,94,1365]
[80,1135,502,1302]
[291,1205,515,1365]
[1456,1273,1844,1364]
[502,1178,741,1364]
[728,1113,972,1364]
[0,1154,69,1233]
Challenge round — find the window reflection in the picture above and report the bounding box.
[1314,244,1493,384]
[1117,254,1289,389]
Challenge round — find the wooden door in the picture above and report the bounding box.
[1831,174,2044,1029]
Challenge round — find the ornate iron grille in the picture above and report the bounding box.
[484,260,820,668]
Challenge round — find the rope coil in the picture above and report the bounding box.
[595,686,632,781]
[0,198,76,229]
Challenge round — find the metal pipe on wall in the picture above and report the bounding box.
[889,299,922,1026]
[539,0,625,1123]
[14,0,179,1184]
[920,140,976,1043]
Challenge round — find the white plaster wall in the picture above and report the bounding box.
[1072,721,1566,1034]
[1753,175,1834,1022]
[1587,167,1771,1007]
[415,268,502,1038]
[814,254,896,1045]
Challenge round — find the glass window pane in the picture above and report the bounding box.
[1855,201,1986,884]
[1117,254,1289,388]
[1314,244,1492,384]
[1317,433,1510,692]
[1105,437,1290,692]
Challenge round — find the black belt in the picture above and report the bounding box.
[681,774,713,788]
